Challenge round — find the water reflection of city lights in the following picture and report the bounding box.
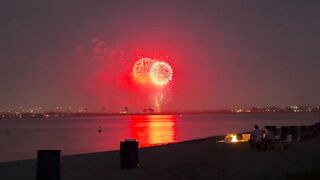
[130,115,177,147]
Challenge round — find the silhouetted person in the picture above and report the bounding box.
[249,125,263,150]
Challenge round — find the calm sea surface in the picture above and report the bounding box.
[0,113,319,162]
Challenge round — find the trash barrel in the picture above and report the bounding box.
[289,126,299,141]
[37,150,61,180]
[300,126,307,132]
[316,122,320,131]
[120,139,139,169]
[281,126,289,140]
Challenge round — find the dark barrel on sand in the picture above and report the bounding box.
[120,139,139,169]
[37,150,61,180]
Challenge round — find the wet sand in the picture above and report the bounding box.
[1,135,320,180]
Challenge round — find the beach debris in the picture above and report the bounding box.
[5,128,9,135]
[98,126,102,133]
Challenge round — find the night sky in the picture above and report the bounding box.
[1,0,320,112]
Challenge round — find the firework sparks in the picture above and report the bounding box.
[150,61,173,86]
[154,92,164,112]
[133,58,155,83]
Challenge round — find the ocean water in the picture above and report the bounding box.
[0,113,319,162]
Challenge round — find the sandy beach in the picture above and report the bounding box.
[1,133,320,180]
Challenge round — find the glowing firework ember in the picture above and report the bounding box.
[150,62,173,86]
[133,58,155,83]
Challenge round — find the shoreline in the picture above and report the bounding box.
[0,135,225,163]
[1,134,320,180]
[1,111,319,119]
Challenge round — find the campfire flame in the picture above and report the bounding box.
[230,134,238,142]
[224,134,239,143]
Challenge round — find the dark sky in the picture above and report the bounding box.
[1,0,320,112]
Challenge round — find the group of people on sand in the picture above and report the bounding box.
[249,125,276,150]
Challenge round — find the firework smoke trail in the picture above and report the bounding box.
[154,92,164,112]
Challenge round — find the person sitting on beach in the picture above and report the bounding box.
[249,125,263,150]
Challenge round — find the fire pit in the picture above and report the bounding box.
[217,133,250,144]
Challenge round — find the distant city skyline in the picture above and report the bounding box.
[1,104,320,114]
[1,1,320,111]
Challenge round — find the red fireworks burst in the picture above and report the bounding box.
[150,62,173,86]
[133,58,155,83]
[132,57,173,86]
